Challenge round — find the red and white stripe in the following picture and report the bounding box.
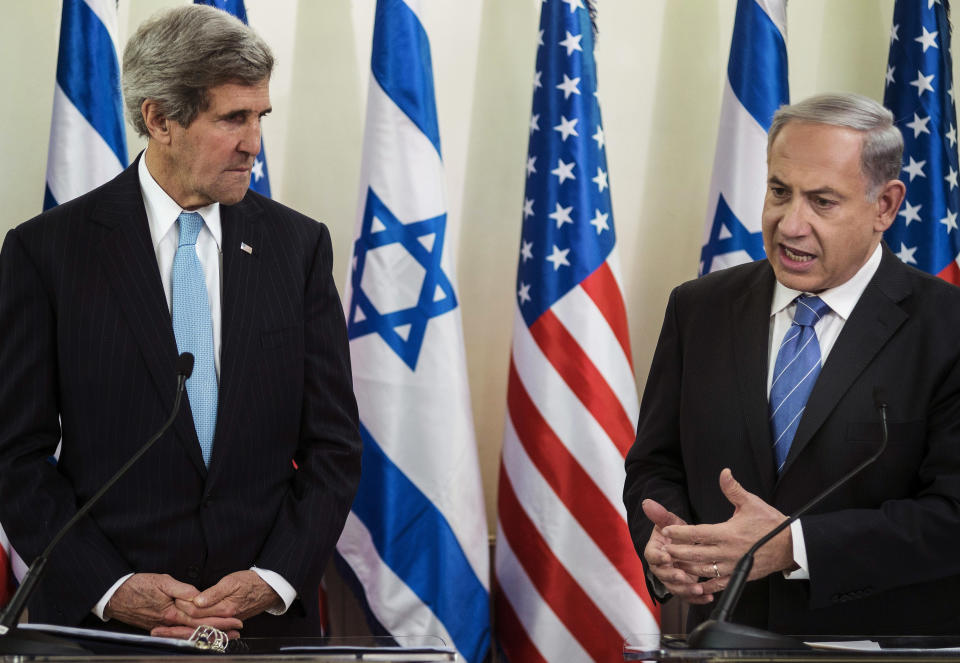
[0,524,16,608]
[938,257,960,285]
[495,259,659,662]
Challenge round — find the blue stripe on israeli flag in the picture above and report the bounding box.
[726,0,788,133]
[338,1,490,661]
[700,0,788,275]
[44,0,126,210]
[349,425,489,661]
[370,0,442,157]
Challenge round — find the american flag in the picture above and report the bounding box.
[883,0,960,283]
[493,1,657,661]
[194,0,272,198]
[700,0,788,275]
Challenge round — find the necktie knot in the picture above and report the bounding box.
[792,295,829,328]
[178,212,204,247]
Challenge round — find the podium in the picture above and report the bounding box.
[625,634,960,662]
[0,632,456,661]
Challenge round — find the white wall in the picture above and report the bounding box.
[0,0,929,533]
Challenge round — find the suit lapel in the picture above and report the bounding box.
[207,195,264,480]
[781,247,910,475]
[92,161,207,475]
[732,263,778,496]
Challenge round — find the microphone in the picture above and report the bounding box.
[0,354,194,654]
[686,388,890,649]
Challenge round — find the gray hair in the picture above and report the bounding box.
[768,93,904,199]
[122,4,274,137]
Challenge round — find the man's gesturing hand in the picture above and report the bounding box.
[661,469,794,584]
[642,499,718,604]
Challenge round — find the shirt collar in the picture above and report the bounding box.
[138,150,222,251]
[770,242,883,321]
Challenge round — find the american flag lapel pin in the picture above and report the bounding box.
[240,242,253,255]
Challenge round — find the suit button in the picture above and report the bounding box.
[187,565,200,580]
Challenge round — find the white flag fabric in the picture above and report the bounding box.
[336,1,490,662]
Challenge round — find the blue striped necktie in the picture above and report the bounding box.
[172,212,218,467]
[769,295,830,473]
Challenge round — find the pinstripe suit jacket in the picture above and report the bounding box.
[0,160,362,635]
[624,246,960,635]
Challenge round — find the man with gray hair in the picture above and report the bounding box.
[624,92,960,634]
[0,5,361,639]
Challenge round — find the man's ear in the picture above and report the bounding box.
[142,100,172,144]
[874,178,906,233]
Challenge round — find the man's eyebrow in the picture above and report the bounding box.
[804,186,843,198]
[217,107,272,118]
[766,176,843,198]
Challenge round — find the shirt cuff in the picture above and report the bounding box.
[783,519,810,580]
[646,570,672,602]
[93,573,135,621]
[250,567,296,615]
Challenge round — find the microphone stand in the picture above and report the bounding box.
[686,392,889,650]
[0,354,193,655]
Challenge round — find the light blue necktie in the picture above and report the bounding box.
[769,295,830,473]
[172,212,218,467]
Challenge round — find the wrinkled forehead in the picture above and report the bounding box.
[767,122,870,190]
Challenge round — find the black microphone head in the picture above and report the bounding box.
[177,353,194,380]
[873,386,888,410]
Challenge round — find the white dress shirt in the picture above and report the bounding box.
[767,243,883,580]
[93,153,294,620]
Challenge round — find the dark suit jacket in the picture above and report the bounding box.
[624,245,960,636]
[0,159,362,636]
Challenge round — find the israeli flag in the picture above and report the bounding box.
[700,0,788,275]
[337,1,490,662]
[43,0,127,210]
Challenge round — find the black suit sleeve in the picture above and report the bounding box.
[253,223,362,598]
[0,227,132,622]
[623,287,693,596]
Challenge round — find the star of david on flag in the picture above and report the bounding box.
[347,189,457,371]
[883,0,960,283]
[700,0,788,275]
